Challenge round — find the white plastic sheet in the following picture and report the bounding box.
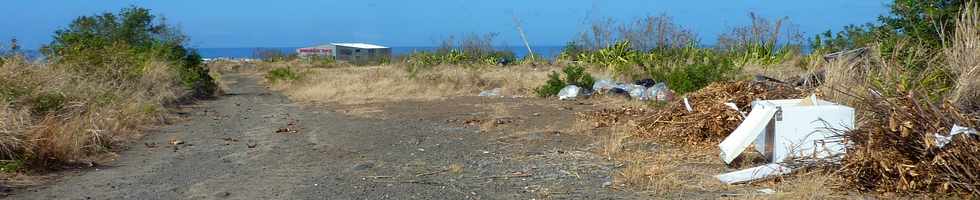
[715,163,793,184]
[558,85,582,100]
[592,79,616,92]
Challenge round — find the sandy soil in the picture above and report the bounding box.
[10,73,659,199]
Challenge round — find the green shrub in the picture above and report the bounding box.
[0,160,24,173]
[0,81,30,102]
[30,92,67,114]
[265,68,302,83]
[649,57,738,94]
[401,33,518,73]
[535,64,595,97]
[812,0,967,54]
[40,6,216,97]
[308,55,338,68]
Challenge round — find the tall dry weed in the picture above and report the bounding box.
[946,3,980,109]
[278,64,552,104]
[819,51,873,105]
[0,101,29,160]
[0,56,186,167]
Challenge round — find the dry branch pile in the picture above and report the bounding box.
[839,92,980,196]
[581,80,802,146]
[633,81,800,146]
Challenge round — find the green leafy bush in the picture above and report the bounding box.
[401,33,518,75]
[648,56,738,94]
[535,65,595,97]
[0,160,24,173]
[265,68,302,83]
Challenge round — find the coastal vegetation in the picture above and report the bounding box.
[1,6,217,169]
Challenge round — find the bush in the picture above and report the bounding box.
[645,47,739,94]
[401,33,517,73]
[306,55,339,68]
[265,68,302,83]
[40,6,216,97]
[535,64,595,97]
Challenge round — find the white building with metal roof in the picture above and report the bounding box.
[296,42,391,64]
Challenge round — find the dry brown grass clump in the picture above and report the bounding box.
[945,3,980,110]
[0,57,186,168]
[269,64,553,104]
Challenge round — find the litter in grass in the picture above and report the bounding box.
[715,163,793,184]
[558,85,582,100]
[935,124,978,148]
[479,88,502,97]
[592,79,616,92]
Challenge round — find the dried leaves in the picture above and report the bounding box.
[581,80,801,146]
[638,81,800,145]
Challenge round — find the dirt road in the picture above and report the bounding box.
[15,73,642,199]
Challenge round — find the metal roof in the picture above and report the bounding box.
[331,43,389,49]
[300,44,334,49]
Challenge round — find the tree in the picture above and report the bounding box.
[40,6,215,96]
[812,0,967,52]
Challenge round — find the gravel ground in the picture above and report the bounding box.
[12,73,645,199]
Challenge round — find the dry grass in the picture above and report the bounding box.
[265,64,554,105]
[740,59,809,81]
[0,57,187,168]
[769,171,839,199]
[447,163,464,174]
[479,103,516,132]
[818,54,872,106]
[600,122,631,160]
[946,3,980,109]
[813,4,980,196]
[0,100,29,160]
[608,144,732,198]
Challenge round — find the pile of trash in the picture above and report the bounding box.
[556,78,675,101]
[589,78,675,101]
[633,81,802,146]
[579,77,980,195]
[838,94,980,195]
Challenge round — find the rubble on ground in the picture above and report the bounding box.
[580,76,980,196]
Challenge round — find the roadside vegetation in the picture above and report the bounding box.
[0,6,216,172]
[577,1,979,197]
[195,0,979,197]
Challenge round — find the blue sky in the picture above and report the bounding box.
[1,0,890,49]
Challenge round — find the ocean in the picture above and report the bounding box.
[195,46,565,60]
